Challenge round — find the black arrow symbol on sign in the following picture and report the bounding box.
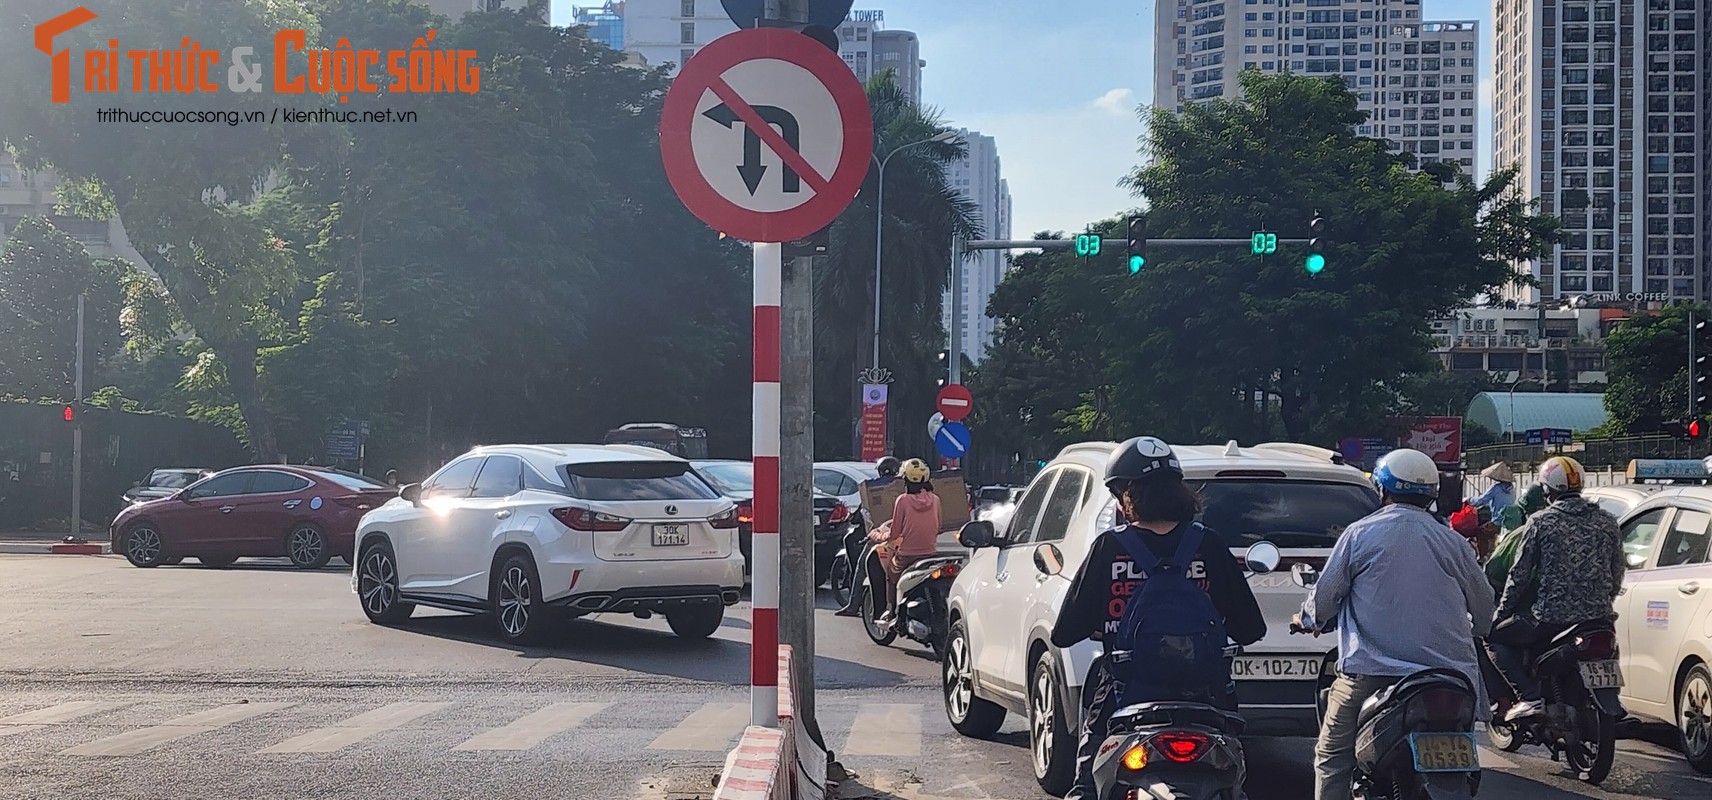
[703,103,802,196]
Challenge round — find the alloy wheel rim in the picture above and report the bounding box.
[290,528,322,564]
[1684,673,1712,758]
[1031,665,1054,776]
[128,528,161,562]
[498,566,531,636]
[358,551,397,615]
[945,634,973,721]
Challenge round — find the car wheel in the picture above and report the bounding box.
[491,552,548,645]
[357,541,414,625]
[666,605,723,639]
[196,554,238,568]
[1679,663,1712,774]
[122,524,167,568]
[942,619,1004,737]
[1028,649,1076,795]
[286,523,332,569]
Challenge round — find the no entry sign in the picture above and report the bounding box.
[660,28,873,243]
[935,384,973,422]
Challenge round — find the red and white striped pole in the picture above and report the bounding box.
[750,241,782,727]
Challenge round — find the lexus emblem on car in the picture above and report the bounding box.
[665,505,678,516]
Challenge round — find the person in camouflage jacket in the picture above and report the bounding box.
[1492,457,1625,721]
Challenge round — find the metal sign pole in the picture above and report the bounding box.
[70,293,85,540]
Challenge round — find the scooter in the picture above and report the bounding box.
[1486,619,1624,785]
[1090,649,1250,800]
[859,548,962,658]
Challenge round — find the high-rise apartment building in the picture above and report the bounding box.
[1495,0,1707,303]
[941,131,1012,363]
[1153,0,1480,173]
[618,3,923,102]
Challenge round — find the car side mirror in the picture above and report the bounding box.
[1245,541,1282,575]
[400,483,423,506]
[1033,543,1064,576]
[958,520,999,549]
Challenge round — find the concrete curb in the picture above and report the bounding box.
[713,645,799,800]
[0,541,111,555]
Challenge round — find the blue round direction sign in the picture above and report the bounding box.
[935,421,971,461]
[721,0,855,28]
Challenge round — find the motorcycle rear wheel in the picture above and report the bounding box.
[1566,710,1616,785]
[829,557,852,608]
[1487,720,1524,752]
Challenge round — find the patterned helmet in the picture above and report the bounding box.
[899,458,931,484]
[1538,456,1584,496]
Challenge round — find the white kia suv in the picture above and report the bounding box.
[351,444,744,644]
[942,440,1380,794]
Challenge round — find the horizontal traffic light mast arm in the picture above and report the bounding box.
[963,238,1311,251]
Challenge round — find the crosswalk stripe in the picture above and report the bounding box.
[840,704,921,757]
[453,702,607,751]
[647,703,748,751]
[260,702,452,754]
[0,701,124,726]
[60,702,294,757]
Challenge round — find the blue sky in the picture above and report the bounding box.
[552,0,1493,239]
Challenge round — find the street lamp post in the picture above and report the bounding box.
[1508,376,1524,441]
[870,131,959,372]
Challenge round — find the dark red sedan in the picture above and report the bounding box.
[109,465,397,569]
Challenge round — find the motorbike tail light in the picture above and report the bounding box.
[1121,744,1148,771]
[930,563,960,581]
[1147,731,1210,764]
[736,500,754,526]
[550,507,629,532]
[709,508,739,529]
[1575,630,1616,660]
[1405,687,1475,728]
[828,501,850,524]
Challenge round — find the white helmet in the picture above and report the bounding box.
[1373,449,1440,498]
[1538,456,1584,496]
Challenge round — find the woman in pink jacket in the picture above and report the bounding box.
[870,458,941,628]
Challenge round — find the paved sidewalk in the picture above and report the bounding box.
[0,531,110,555]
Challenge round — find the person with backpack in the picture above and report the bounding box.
[1294,448,1495,800]
[1050,436,1266,800]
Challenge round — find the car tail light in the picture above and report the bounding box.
[551,507,629,532]
[710,508,739,529]
[930,563,960,581]
[1121,743,1148,771]
[1575,630,1616,660]
[1147,731,1210,764]
[828,501,850,524]
[736,500,754,526]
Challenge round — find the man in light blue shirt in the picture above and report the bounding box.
[1295,449,1495,800]
[1470,461,1516,515]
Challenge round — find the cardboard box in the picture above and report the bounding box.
[860,470,970,534]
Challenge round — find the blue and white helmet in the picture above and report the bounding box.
[1373,449,1440,498]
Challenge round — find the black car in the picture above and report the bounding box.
[122,468,214,506]
[691,460,852,585]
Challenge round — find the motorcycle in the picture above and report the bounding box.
[828,518,870,610]
[1486,619,1624,785]
[858,546,962,658]
[1091,650,1250,800]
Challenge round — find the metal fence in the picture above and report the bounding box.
[1463,465,1632,501]
[1463,434,1703,472]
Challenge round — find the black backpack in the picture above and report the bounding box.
[1110,524,1229,707]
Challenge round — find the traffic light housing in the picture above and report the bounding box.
[1125,217,1147,274]
[1696,318,1709,411]
[1306,212,1328,275]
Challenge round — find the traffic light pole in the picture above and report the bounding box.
[949,236,964,384]
[964,238,1310,250]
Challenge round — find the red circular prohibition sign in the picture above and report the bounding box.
[659,28,874,244]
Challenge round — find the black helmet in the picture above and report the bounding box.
[1104,436,1182,491]
[874,456,901,477]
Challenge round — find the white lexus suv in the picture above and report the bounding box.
[942,440,1380,794]
[352,444,744,644]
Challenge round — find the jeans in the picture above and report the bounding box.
[1477,638,1514,706]
[1492,622,1569,702]
[1314,673,1400,800]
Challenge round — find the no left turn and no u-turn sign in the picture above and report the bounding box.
[659,28,874,244]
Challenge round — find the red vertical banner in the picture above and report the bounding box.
[859,384,888,461]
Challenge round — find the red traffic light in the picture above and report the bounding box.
[62,405,74,422]
[1691,419,1704,440]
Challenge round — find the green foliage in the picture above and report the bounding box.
[974,72,1558,451]
[1601,304,1707,435]
[0,217,129,399]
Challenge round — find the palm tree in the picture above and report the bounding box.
[813,71,982,460]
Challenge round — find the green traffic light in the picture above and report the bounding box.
[1128,255,1145,274]
[1305,253,1326,274]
